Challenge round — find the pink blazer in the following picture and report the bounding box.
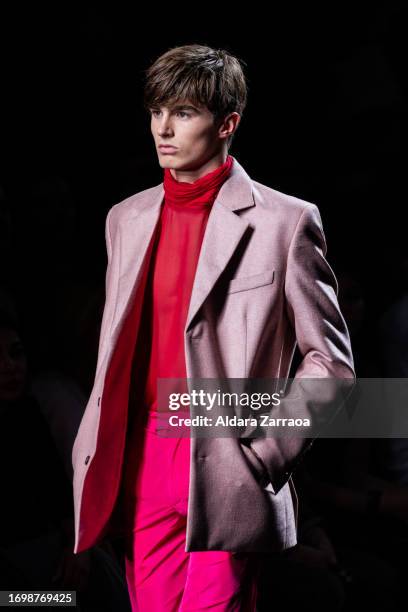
[72,156,355,554]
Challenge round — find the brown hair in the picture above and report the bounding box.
[143,44,248,148]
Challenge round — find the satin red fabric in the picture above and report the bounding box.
[129,155,234,414]
[119,155,259,610]
[163,154,233,208]
[123,412,259,611]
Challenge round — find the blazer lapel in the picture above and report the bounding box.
[111,186,164,342]
[184,157,256,332]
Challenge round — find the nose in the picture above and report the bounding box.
[157,112,174,137]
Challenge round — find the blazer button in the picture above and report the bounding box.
[85,455,91,465]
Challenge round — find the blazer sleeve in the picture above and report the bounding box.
[249,203,356,494]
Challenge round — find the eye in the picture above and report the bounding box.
[176,111,190,118]
[150,109,161,117]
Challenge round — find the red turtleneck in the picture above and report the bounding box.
[128,155,233,425]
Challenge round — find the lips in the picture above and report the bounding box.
[159,146,177,151]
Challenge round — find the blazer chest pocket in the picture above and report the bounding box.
[227,268,275,294]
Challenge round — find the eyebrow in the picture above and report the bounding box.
[150,104,200,113]
[172,104,199,112]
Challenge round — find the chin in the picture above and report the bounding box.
[156,157,171,168]
[157,156,185,170]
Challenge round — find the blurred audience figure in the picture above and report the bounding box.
[377,251,408,486]
[278,268,406,611]
[0,308,131,610]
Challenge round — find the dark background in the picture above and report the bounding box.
[1,5,408,605]
[0,3,406,378]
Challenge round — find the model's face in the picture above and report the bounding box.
[150,100,226,172]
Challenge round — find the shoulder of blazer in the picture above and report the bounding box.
[252,179,316,218]
[251,179,322,236]
[106,182,163,236]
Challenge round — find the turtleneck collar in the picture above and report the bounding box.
[163,155,234,210]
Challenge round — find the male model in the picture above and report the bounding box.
[72,44,355,611]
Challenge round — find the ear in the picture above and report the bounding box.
[217,112,241,142]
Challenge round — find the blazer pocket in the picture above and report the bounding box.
[288,476,299,531]
[227,268,275,294]
[239,441,270,487]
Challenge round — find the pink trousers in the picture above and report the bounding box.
[120,410,260,611]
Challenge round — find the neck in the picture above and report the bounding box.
[169,150,228,183]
